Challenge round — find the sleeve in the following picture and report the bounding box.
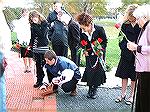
[47,11,57,24]
[141,26,150,54]
[42,65,49,84]
[29,27,35,47]
[118,24,128,50]
[69,22,80,47]
[98,26,108,49]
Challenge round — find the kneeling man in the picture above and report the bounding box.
[40,50,81,96]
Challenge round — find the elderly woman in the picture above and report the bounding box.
[127,4,150,112]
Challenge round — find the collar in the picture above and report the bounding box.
[142,20,150,30]
[82,24,95,41]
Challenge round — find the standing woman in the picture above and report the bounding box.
[76,12,107,99]
[127,5,150,112]
[115,4,141,105]
[15,9,32,73]
[28,10,49,88]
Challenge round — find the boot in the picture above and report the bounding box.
[70,85,77,96]
[90,86,98,99]
[86,86,92,98]
[33,82,42,88]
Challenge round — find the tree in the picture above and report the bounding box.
[33,0,108,17]
[120,0,150,13]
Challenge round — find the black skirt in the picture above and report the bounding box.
[20,47,33,58]
[81,55,106,86]
[115,56,136,81]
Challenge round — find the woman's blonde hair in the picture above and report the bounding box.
[29,10,46,24]
[123,4,139,22]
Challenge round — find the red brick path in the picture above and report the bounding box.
[5,51,57,112]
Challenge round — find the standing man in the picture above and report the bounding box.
[47,1,69,57]
[68,18,80,66]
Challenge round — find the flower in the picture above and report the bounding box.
[92,37,104,58]
[114,22,129,42]
[81,40,88,46]
[91,38,107,71]
[77,40,88,56]
[115,23,121,29]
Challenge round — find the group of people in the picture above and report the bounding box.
[11,1,107,99]
[1,0,150,111]
[27,1,107,99]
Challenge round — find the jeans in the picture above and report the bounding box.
[0,75,6,112]
[0,51,6,112]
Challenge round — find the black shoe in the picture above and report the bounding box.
[90,87,97,99]
[86,86,92,98]
[33,82,42,88]
[86,93,91,98]
[91,93,97,99]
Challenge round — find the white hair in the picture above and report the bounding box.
[133,4,150,20]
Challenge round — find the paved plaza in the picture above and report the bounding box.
[5,51,133,112]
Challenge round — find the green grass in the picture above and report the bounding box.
[106,38,120,69]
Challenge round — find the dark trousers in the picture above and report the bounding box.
[61,77,78,93]
[47,70,78,92]
[34,53,45,84]
[52,45,68,57]
[135,72,150,112]
[70,47,80,66]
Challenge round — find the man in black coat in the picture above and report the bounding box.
[68,19,80,66]
[47,1,69,57]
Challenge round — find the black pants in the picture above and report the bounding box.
[34,53,45,84]
[47,70,78,92]
[70,47,80,66]
[52,45,68,57]
[61,77,78,93]
[135,72,150,112]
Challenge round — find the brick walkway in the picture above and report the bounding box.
[5,51,57,112]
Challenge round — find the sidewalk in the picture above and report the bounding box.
[5,51,56,112]
[5,51,132,112]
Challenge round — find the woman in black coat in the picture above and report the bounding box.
[76,12,107,99]
[29,10,49,88]
[115,4,141,105]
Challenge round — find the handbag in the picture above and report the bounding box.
[41,82,55,96]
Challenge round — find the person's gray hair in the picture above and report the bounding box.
[133,4,150,20]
